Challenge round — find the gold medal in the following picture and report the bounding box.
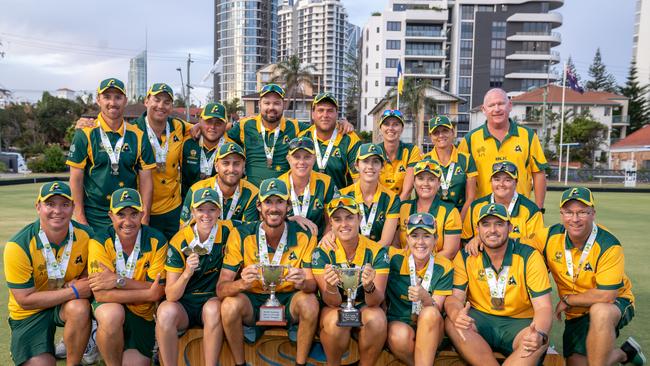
[491,297,505,310]
[195,246,209,256]
[157,162,166,173]
[411,313,418,324]
[442,188,449,200]
[111,163,119,175]
[181,246,193,257]
[48,278,57,289]
[200,173,207,180]
[267,158,273,168]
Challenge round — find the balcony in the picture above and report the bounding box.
[405,30,446,38]
[405,49,445,57]
[404,67,445,76]
[506,50,560,62]
[507,12,563,26]
[507,31,561,44]
[505,69,560,80]
[612,115,631,126]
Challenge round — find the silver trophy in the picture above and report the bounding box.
[335,266,364,327]
[257,264,290,326]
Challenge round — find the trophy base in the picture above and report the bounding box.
[257,305,287,327]
[336,308,362,327]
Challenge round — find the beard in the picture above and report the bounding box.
[261,111,282,124]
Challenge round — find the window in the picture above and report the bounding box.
[460,59,472,76]
[386,58,399,68]
[376,27,380,33]
[523,22,551,34]
[386,40,401,49]
[461,23,474,39]
[461,5,474,20]
[375,80,379,87]
[491,21,506,39]
[376,45,380,51]
[477,5,494,12]
[459,77,471,94]
[460,40,473,57]
[387,21,401,31]
[491,40,506,57]
[385,77,398,86]
[604,107,611,116]
[376,62,379,69]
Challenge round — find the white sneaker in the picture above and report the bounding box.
[82,320,101,365]
[54,338,67,359]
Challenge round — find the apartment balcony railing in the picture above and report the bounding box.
[405,49,445,56]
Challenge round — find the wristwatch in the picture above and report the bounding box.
[116,276,126,289]
[537,330,549,345]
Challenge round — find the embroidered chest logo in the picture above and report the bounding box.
[173,135,180,142]
[289,252,298,261]
[311,251,321,266]
[283,135,290,144]
[75,255,83,264]
[514,145,522,152]
[333,148,342,158]
[512,225,520,234]
[508,276,517,285]
[143,260,150,270]
[477,146,486,157]
[584,263,593,272]
[477,269,486,281]
[121,143,130,152]
[553,251,563,263]
[398,166,406,172]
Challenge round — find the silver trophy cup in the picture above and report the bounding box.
[335,266,364,327]
[257,264,289,326]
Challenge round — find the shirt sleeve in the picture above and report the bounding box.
[529,133,548,172]
[522,226,549,253]
[310,248,331,275]
[386,195,401,219]
[461,206,476,241]
[147,238,168,282]
[444,207,462,235]
[164,241,186,274]
[226,122,243,145]
[298,121,312,132]
[88,238,115,275]
[222,228,244,272]
[372,246,390,274]
[179,188,193,226]
[432,262,453,296]
[525,211,545,240]
[4,242,35,289]
[66,129,89,169]
[138,134,157,170]
[465,153,478,178]
[595,244,625,290]
[452,252,468,291]
[347,135,362,181]
[525,249,552,297]
[300,235,317,269]
[457,136,470,155]
[407,145,423,168]
[242,195,260,222]
[324,179,336,204]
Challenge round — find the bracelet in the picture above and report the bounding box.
[70,284,80,299]
[364,282,376,294]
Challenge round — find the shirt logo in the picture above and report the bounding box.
[289,252,297,260]
[398,166,406,172]
[191,149,197,157]
[75,255,83,264]
[455,167,462,174]
[554,251,563,263]
[584,263,593,272]
[173,135,180,142]
[512,225,520,233]
[477,146,486,157]
[508,276,517,285]
[143,260,150,270]
[311,251,321,266]
[121,143,130,152]
[477,269,486,281]
[515,145,522,152]
[283,135,290,144]
[334,148,341,157]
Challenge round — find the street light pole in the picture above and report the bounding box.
[176,67,186,105]
[186,53,194,122]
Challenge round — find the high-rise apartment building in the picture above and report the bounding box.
[127,51,147,103]
[633,0,650,95]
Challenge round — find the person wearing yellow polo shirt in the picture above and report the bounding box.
[445,203,552,365]
[311,196,390,366]
[67,78,156,232]
[217,178,319,366]
[397,159,462,260]
[88,188,167,366]
[299,92,362,189]
[377,109,422,201]
[462,161,544,245]
[458,88,547,210]
[424,116,477,219]
[523,187,644,366]
[4,181,93,366]
[339,143,400,246]
[386,213,453,366]
[180,141,259,226]
[279,136,337,239]
[156,188,232,366]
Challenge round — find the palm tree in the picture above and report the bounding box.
[385,77,433,147]
[222,98,244,121]
[271,55,316,119]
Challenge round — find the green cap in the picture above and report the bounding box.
[37,181,73,203]
[288,136,315,155]
[357,143,385,162]
[191,187,221,208]
[406,213,437,235]
[380,109,405,126]
[326,195,360,216]
[414,159,442,177]
[428,115,454,133]
[216,142,245,160]
[259,178,289,202]
[259,83,286,99]
[313,92,338,109]
[98,78,126,95]
[110,188,143,214]
[478,203,510,223]
[201,102,227,121]
[491,161,518,179]
[560,187,595,208]
[147,83,174,99]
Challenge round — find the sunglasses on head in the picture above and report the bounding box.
[492,162,517,174]
[260,84,286,98]
[288,138,314,151]
[407,213,436,227]
[382,109,404,118]
[314,92,338,105]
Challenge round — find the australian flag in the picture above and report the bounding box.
[566,68,584,94]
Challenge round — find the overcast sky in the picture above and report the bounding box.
[0,0,637,104]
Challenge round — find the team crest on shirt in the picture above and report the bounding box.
[553,251,563,263]
[381,252,390,265]
[477,269,486,281]
[90,260,100,271]
[508,276,517,285]
[191,149,197,157]
[144,261,150,270]
[584,263,593,272]
[37,264,46,276]
[311,250,321,266]
[167,248,174,259]
[289,252,298,260]
[399,166,406,172]
[121,143,130,152]
[477,146,486,157]
[378,212,385,222]
[333,148,341,158]
[515,145,522,152]
[75,255,83,264]
[512,225,520,234]
[314,199,323,209]
[173,135,180,142]
[234,205,242,215]
[455,166,462,174]
[283,136,290,144]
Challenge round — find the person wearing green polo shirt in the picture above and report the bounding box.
[299,92,362,189]
[311,196,390,366]
[67,78,156,232]
[88,188,167,366]
[445,203,552,365]
[386,212,453,366]
[181,102,231,198]
[424,115,477,220]
[157,188,233,366]
[180,141,259,226]
[4,181,93,366]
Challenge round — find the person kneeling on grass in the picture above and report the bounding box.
[386,213,453,366]
[445,203,552,366]
[88,188,167,366]
[157,188,233,365]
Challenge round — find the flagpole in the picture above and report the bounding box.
[558,61,567,182]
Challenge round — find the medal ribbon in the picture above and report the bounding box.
[199,136,220,177]
[440,162,456,190]
[190,223,217,254]
[289,176,311,218]
[358,201,379,237]
[484,263,510,303]
[98,121,126,170]
[490,192,519,216]
[257,120,280,164]
[145,117,170,165]
[408,253,435,315]
[565,223,598,281]
[214,181,241,220]
[113,230,142,279]
[258,224,288,266]
[38,223,74,281]
[313,128,338,171]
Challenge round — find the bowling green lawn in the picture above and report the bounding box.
[0,184,647,363]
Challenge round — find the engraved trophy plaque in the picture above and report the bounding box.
[336,266,364,327]
[257,264,289,326]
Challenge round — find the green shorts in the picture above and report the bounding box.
[92,302,155,358]
[563,297,634,357]
[8,305,65,365]
[179,294,215,329]
[470,308,531,356]
[149,204,182,240]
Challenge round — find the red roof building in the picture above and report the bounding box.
[611,124,650,170]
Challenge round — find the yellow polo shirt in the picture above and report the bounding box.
[378,141,422,196]
[397,199,462,251]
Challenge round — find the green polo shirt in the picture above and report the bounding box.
[397,199,462,252]
[66,114,156,230]
[339,183,401,241]
[227,115,310,186]
[180,138,220,198]
[423,146,478,210]
[298,125,362,189]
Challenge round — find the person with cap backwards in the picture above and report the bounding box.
[299,92,362,190]
[523,187,644,366]
[458,88,548,210]
[424,115,478,220]
[217,178,319,366]
[4,181,94,366]
[226,83,355,186]
[156,187,233,366]
[67,78,156,232]
[376,109,422,201]
[278,136,337,240]
[462,161,544,251]
[311,195,390,366]
[385,212,453,366]
[396,159,462,260]
[181,102,232,198]
[88,188,167,366]
[180,141,259,227]
[445,203,552,366]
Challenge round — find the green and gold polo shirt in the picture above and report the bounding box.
[179,176,259,226]
[423,146,478,209]
[397,199,462,251]
[339,182,401,241]
[180,136,233,198]
[461,194,544,243]
[222,221,316,294]
[66,114,156,229]
[227,115,311,186]
[378,141,422,196]
[88,225,168,321]
[298,124,362,189]
[458,119,548,198]
[386,248,453,322]
[4,220,93,320]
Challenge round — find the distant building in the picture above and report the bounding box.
[633,0,650,98]
[611,124,650,170]
[127,51,147,102]
[241,90,313,122]
[56,88,76,101]
[0,85,11,109]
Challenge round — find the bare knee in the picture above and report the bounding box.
[417,306,442,328]
[295,293,319,322]
[202,298,222,328]
[62,298,91,321]
[320,308,343,334]
[361,307,387,335]
[94,303,125,332]
[23,353,56,366]
[156,301,183,328]
[220,296,244,324]
[387,323,413,350]
[589,303,620,326]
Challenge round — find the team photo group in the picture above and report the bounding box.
[4,78,646,366]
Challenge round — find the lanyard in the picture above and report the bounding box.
[440,162,456,190]
[98,121,126,174]
[408,254,435,314]
[214,181,241,220]
[490,192,519,216]
[199,136,220,177]
[565,224,598,281]
[313,128,338,171]
[257,120,280,166]
[38,223,74,280]
[289,176,311,218]
[145,117,170,165]
[258,224,288,266]
[190,223,217,254]
[113,230,142,279]
[358,201,378,237]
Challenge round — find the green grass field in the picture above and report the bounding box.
[0,184,648,364]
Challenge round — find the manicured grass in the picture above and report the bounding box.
[0,184,647,363]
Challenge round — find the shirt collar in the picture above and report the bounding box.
[256,114,288,133]
[308,124,342,145]
[481,118,519,140]
[353,182,383,207]
[430,145,459,166]
[379,141,405,163]
[34,219,75,249]
[481,239,515,271]
[334,236,368,267]
[398,249,433,276]
[97,113,126,136]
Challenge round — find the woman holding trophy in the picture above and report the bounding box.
[386,213,453,366]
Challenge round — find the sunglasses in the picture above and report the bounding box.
[314,92,338,106]
[407,213,436,227]
[288,138,314,152]
[381,109,404,118]
[492,162,517,175]
[329,196,358,209]
[260,84,286,98]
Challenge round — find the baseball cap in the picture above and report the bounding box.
[201,102,227,121]
[110,188,143,214]
[98,78,126,95]
[191,187,221,208]
[428,115,454,133]
[560,187,595,208]
[147,83,174,99]
[414,160,442,178]
[477,203,510,223]
[216,142,245,160]
[259,84,286,99]
[326,195,360,216]
[37,181,73,203]
[357,143,385,162]
[380,109,405,126]
[259,178,289,202]
[288,136,315,155]
[406,213,437,235]
[491,161,518,180]
[313,92,339,109]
